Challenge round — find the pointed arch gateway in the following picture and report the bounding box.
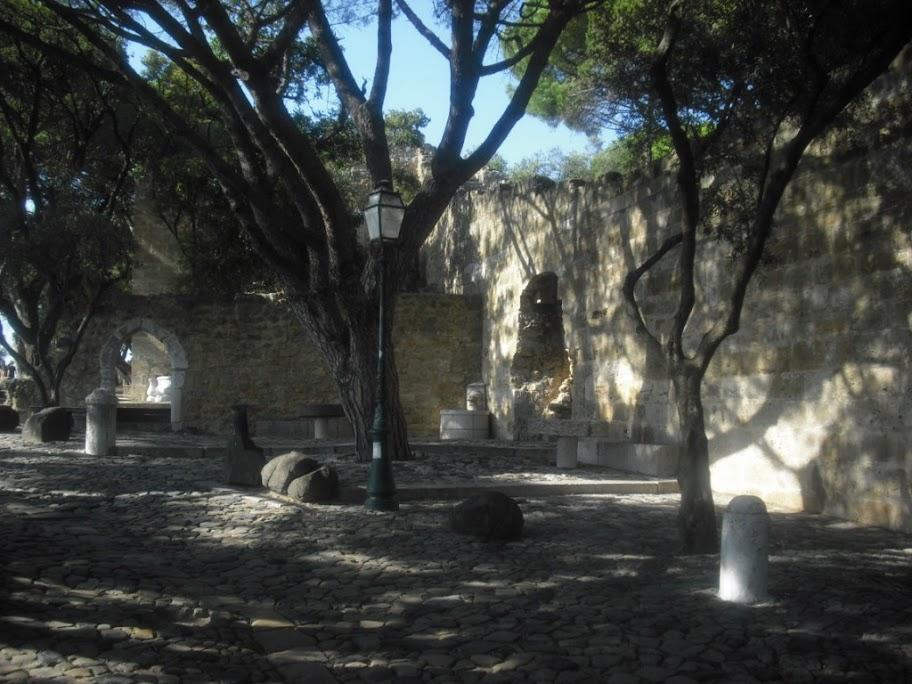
[98,318,188,431]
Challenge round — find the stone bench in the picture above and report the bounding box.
[258,404,351,440]
[525,419,598,468]
[301,404,348,439]
[527,418,678,475]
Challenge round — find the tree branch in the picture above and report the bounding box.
[622,233,683,358]
[395,0,449,58]
[368,0,393,108]
[649,0,699,364]
[696,3,912,370]
[261,1,311,75]
[307,1,392,182]
[461,3,576,176]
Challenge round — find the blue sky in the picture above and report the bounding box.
[322,7,596,165]
[125,6,597,165]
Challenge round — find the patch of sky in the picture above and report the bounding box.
[125,4,603,167]
[328,4,600,165]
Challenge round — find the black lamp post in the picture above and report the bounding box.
[363,179,405,511]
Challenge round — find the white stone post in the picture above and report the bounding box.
[170,368,186,431]
[719,495,769,603]
[556,436,578,469]
[85,388,117,456]
[314,417,330,439]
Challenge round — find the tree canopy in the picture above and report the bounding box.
[0,8,135,406]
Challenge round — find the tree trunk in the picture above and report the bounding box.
[333,344,410,464]
[286,291,411,465]
[673,370,719,554]
[27,367,52,408]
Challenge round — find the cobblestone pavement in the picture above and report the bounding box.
[0,433,666,491]
[1,447,911,683]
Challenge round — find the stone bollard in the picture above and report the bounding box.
[229,403,258,450]
[226,404,265,487]
[85,388,117,456]
[719,495,769,603]
[556,436,578,469]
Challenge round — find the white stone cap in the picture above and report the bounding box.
[726,495,767,515]
[85,387,117,405]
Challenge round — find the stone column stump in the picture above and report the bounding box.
[556,436,578,469]
[719,495,770,603]
[226,404,265,486]
[440,409,490,440]
[85,388,117,456]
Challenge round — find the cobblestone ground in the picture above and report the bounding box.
[1,448,911,683]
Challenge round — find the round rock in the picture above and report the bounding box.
[261,451,319,494]
[287,465,340,502]
[450,491,524,541]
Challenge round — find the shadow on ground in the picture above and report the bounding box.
[1,451,911,682]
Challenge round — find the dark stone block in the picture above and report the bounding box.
[0,405,19,432]
[226,448,267,487]
[450,491,524,541]
[22,407,73,443]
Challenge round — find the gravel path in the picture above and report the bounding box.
[1,447,911,683]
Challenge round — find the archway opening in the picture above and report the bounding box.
[511,272,572,439]
[99,318,187,431]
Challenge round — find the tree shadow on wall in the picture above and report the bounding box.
[442,136,912,524]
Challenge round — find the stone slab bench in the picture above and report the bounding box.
[528,418,678,475]
[257,404,351,440]
[577,439,679,478]
[527,418,664,443]
[117,405,170,422]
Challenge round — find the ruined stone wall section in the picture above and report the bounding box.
[423,141,912,532]
[62,292,482,437]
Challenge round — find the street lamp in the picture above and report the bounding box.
[363,179,405,511]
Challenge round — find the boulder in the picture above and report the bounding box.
[287,465,340,503]
[261,451,319,494]
[22,407,73,443]
[0,405,19,432]
[450,491,524,541]
[226,448,267,487]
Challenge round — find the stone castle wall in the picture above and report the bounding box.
[61,292,482,437]
[423,136,912,531]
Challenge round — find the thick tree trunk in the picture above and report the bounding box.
[333,343,410,464]
[672,370,719,554]
[286,290,411,465]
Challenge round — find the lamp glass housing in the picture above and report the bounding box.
[363,181,405,241]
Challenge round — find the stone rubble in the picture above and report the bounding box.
[1,440,910,683]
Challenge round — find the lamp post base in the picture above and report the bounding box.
[366,446,398,511]
[365,494,400,511]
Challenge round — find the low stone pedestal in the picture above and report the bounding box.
[556,436,578,469]
[440,409,489,440]
[226,449,266,487]
[227,404,265,486]
[85,388,117,456]
[719,495,769,603]
[23,407,73,443]
[0,405,19,432]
